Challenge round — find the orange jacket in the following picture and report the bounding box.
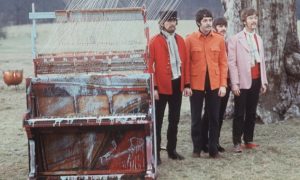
[148,33,189,95]
[185,31,228,90]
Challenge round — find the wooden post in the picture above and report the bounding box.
[31,3,37,59]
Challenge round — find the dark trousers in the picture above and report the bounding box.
[202,85,230,146]
[232,79,261,145]
[155,78,182,156]
[190,84,220,156]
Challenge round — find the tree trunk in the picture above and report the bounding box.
[222,0,300,123]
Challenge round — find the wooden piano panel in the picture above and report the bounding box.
[36,127,146,173]
[112,93,149,114]
[78,95,110,116]
[37,96,75,117]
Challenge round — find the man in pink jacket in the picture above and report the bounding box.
[227,8,268,153]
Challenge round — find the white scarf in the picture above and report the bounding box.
[243,28,261,67]
[161,30,181,79]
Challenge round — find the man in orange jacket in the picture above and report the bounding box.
[185,9,228,158]
[148,11,190,165]
[202,17,228,153]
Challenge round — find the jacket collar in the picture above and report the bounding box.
[236,31,262,54]
[196,30,214,38]
[237,31,250,51]
[158,33,179,51]
[160,31,178,40]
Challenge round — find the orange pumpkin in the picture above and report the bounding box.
[2,70,23,86]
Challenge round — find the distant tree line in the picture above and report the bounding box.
[0,0,299,28]
[0,0,224,26]
[0,0,65,26]
[0,0,65,39]
[0,0,298,41]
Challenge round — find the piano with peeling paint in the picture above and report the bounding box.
[24,5,157,180]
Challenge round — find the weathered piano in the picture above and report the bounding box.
[24,5,156,180]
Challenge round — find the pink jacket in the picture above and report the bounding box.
[227,31,268,89]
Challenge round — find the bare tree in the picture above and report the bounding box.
[0,13,6,39]
[0,27,6,39]
[222,0,300,123]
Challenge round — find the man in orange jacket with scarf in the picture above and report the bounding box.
[148,10,190,165]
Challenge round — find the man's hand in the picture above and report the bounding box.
[218,86,226,97]
[232,84,240,96]
[154,90,159,100]
[261,84,267,94]
[183,88,193,97]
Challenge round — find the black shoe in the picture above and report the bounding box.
[209,153,223,159]
[157,157,162,165]
[202,145,209,153]
[217,144,225,152]
[168,151,185,160]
